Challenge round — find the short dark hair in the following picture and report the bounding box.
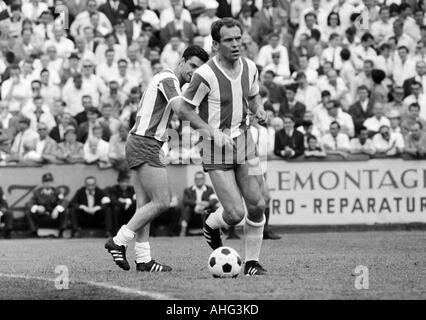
[327,12,340,26]
[414,120,424,130]
[409,102,420,110]
[182,45,209,63]
[330,121,341,129]
[211,18,243,42]
[361,32,374,42]
[85,176,97,183]
[282,113,295,123]
[359,126,368,133]
[340,48,350,60]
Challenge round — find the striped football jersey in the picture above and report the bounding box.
[130,69,181,141]
[182,56,259,138]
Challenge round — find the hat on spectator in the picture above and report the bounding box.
[187,1,207,15]
[386,110,401,119]
[42,172,54,182]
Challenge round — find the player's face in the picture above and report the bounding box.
[216,26,242,63]
[180,56,205,83]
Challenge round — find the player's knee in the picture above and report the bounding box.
[224,206,245,225]
[247,199,266,221]
[153,198,170,213]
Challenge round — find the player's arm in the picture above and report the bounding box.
[171,98,234,149]
[248,94,267,125]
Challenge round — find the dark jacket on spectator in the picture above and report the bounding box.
[27,186,65,214]
[263,81,287,105]
[274,129,305,159]
[69,186,109,210]
[98,0,129,25]
[107,185,135,209]
[76,121,111,143]
[182,185,216,209]
[279,101,306,127]
[348,99,375,134]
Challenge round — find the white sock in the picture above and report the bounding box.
[113,225,135,247]
[135,242,151,264]
[206,206,229,230]
[244,216,265,262]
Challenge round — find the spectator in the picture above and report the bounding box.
[261,70,287,106]
[403,60,426,97]
[403,81,426,120]
[50,112,78,143]
[349,126,376,156]
[160,34,185,70]
[404,121,426,159]
[108,122,128,172]
[387,86,406,115]
[99,103,121,135]
[96,48,119,85]
[280,84,306,126]
[257,33,290,76]
[8,116,39,162]
[0,186,13,239]
[23,95,56,132]
[294,71,321,111]
[56,126,85,164]
[316,99,354,138]
[388,110,403,136]
[62,74,87,117]
[99,0,129,26]
[107,171,136,234]
[77,106,111,143]
[363,103,391,137]
[25,173,68,238]
[69,176,112,238]
[304,134,326,158]
[181,171,217,237]
[349,85,375,135]
[401,102,426,136]
[372,125,404,157]
[320,121,351,158]
[274,114,305,159]
[23,122,57,164]
[393,45,416,87]
[83,125,111,168]
[160,4,194,45]
[75,95,97,125]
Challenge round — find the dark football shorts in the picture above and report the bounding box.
[201,129,262,173]
[126,134,166,169]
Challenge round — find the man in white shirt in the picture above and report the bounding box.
[295,71,321,111]
[316,99,354,138]
[372,124,404,156]
[129,1,160,32]
[62,74,87,117]
[1,65,32,112]
[363,103,391,135]
[44,25,75,59]
[257,33,290,70]
[318,68,351,109]
[371,5,394,45]
[350,126,376,156]
[9,116,39,161]
[321,121,351,157]
[24,96,56,132]
[352,33,377,71]
[393,45,417,86]
[322,33,343,72]
[70,0,112,38]
[160,0,192,29]
[81,59,109,107]
[96,48,119,85]
[22,0,48,21]
[299,0,328,30]
[160,35,184,70]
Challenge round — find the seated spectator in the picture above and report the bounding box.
[25,173,68,238]
[23,122,57,164]
[69,176,112,238]
[280,84,306,126]
[0,186,13,239]
[304,135,326,158]
[321,121,351,158]
[83,125,111,168]
[403,81,426,121]
[151,195,182,237]
[363,103,391,137]
[261,70,287,107]
[74,95,98,125]
[401,103,426,136]
[274,114,305,159]
[372,125,404,157]
[294,71,321,111]
[108,123,129,172]
[348,85,375,135]
[99,103,121,135]
[100,81,126,117]
[316,99,354,138]
[77,106,111,143]
[349,126,376,156]
[388,110,403,134]
[387,86,406,116]
[56,126,85,164]
[181,171,217,237]
[403,121,426,159]
[7,116,39,163]
[107,171,136,234]
[50,112,78,143]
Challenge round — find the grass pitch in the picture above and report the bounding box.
[0,230,425,300]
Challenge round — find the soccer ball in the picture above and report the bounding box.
[208,246,242,278]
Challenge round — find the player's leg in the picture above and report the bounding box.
[106,164,170,271]
[235,162,267,276]
[204,169,246,249]
[260,174,281,240]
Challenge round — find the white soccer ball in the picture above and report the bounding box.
[208,246,242,278]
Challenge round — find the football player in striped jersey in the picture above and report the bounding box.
[105,45,234,272]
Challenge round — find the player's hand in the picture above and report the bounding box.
[255,108,267,125]
[213,131,234,149]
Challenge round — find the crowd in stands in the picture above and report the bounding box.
[0,0,426,167]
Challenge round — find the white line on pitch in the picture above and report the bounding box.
[0,273,174,300]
